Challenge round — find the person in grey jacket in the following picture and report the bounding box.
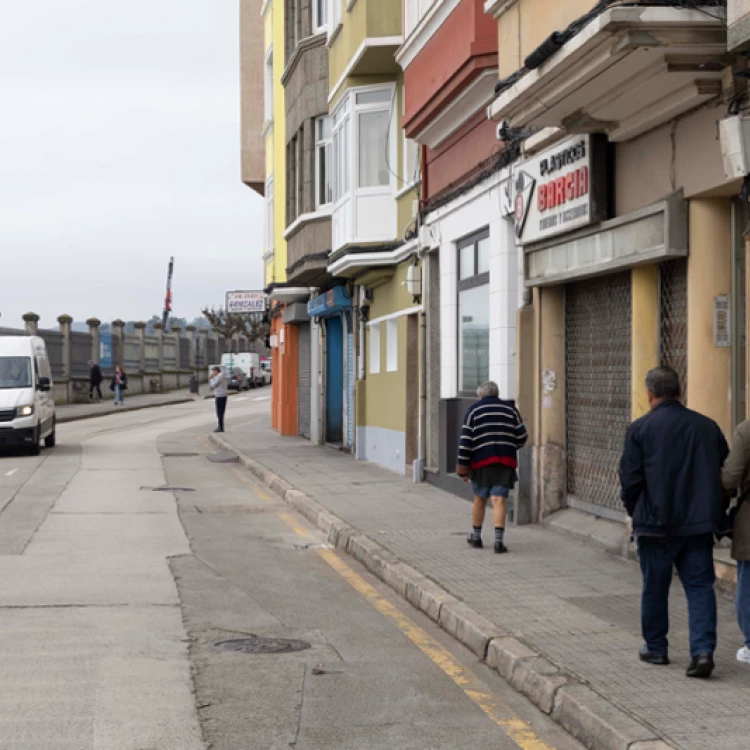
[210,366,228,433]
[721,419,750,665]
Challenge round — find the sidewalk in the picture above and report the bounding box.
[213,421,750,750]
[57,388,198,423]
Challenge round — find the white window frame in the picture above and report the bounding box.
[329,0,343,36]
[401,92,420,191]
[315,116,332,209]
[313,0,327,33]
[369,322,381,374]
[386,319,398,372]
[264,47,274,126]
[405,0,436,38]
[265,175,275,254]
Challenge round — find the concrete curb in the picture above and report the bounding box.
[208,432,676,750]
[58,397,197,424]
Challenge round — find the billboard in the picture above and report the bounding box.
[226,290,267,314]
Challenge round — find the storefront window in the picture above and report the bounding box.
[457,231,490,394]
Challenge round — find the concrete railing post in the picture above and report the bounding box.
[154,322,165,391]
[134,322,146,392]
[57,314,73,403]
[112,319,125,368]
[185,325,197,370]
[86,318,101,365]
[23,312,40,337]
[199,329,209,380]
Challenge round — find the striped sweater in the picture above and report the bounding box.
[456,397,527,476]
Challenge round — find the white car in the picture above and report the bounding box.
[0,336,56,455]
[260,360,272,386]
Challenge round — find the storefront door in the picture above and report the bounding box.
[325,316,344,444]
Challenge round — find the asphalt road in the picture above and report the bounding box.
[0,396,581,750]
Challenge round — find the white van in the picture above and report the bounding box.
[221,352,263,388]
[0,337,56,455]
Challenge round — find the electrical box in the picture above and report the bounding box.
[719,115,750,180]
[406,265,422,298]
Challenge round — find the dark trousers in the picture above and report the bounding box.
[215,396,227,431]
[90,383,102,400]
[638,534,717,657]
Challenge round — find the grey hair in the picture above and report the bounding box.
[477,381,500,398]
[645,366,681,400]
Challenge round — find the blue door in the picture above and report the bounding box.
[326,316,344,443]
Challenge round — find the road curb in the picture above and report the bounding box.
[207,432,675,750]
[57,397,197,424]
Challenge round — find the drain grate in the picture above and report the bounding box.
[140,486,196,493]
[212,637,311,654]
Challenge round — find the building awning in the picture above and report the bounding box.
[488,6,725,143]
[525,192,687,287]
[307,286,352,318]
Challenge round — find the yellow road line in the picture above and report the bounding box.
[277,514,557,750]
[228,465,273,502]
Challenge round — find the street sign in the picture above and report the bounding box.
[226,290,267,314]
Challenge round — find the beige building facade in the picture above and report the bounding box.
[485,1,747,527]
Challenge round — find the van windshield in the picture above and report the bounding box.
[0,357,33,389]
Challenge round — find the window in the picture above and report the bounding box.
[332,98,350,203]
[313,0,327,32]
[457,232,490,394]
[403,136,420,188]
[369,323,381,374]
[386,319,398,372]
[358,110,390,188]
[405,0,436,37]
[265,175,275,253]
[264,48,274,124]
[316,116,332,208]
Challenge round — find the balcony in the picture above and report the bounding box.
[487,6,726,143]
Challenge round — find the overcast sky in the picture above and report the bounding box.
[0,0,264,329]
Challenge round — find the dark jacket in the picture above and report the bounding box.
[90,364,103,385]
[456,397,527,477]
[721,419,750,560]
[619,399,729,537]
[110,372,128,391]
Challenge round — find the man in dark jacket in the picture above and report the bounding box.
[620,366,728,678]
[88,361,103,402]
[457,381,527,554]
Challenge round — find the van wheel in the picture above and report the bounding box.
[29,428,41,456]
[44,423,56,448]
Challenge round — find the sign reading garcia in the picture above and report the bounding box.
[514,134,607,245]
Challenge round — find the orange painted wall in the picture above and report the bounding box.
[270,313,299,436]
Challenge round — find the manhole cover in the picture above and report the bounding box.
[212,637,311,654]
[161,452,201,458]
[140,486,196,492]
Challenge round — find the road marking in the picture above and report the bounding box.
[4,469,18,477]
[228,466,273,502]
[234,397,249,402]
[253,396,271,401]
[277,514,556,750]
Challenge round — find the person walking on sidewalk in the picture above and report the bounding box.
[457,381,527,554]
[110,366,128,405]
[620,366,728,679]
[89,361,103,402]
[720,418,750,665]
[210,366,227,433]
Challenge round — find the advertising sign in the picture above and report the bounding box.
[226,290,267,314]
[99,332,113,369]
[511,134,607,245]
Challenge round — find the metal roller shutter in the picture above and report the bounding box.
[298,324,311,439]
[660,259,688,398]
[566,272,632,515]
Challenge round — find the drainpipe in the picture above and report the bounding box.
[418,254,428,482]
[351,290,359,457]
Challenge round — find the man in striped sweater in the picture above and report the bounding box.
[457,381,527,554]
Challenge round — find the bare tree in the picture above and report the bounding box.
[201,307,269,348]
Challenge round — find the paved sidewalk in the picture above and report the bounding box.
[57,388,198,423]
[217,421,750,750]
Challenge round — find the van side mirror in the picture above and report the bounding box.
[38,377,51,392]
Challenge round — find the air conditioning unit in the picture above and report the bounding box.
[719,115,750,179]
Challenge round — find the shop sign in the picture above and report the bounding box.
[226,290,267,314]
[512,134,607,245]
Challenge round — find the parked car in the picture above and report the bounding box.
[260,360,272,386]
[227,367,250,391]
[0,336,56,455]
